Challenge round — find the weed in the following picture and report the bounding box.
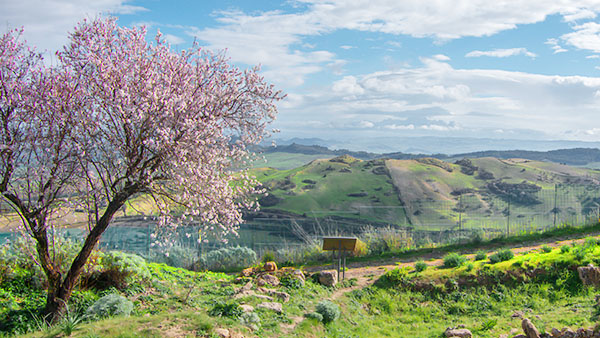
[414,261,428,272]
[443,253,466,268]
[315,300,340,323]
[208,301,243,319]
[541,245,552,253]
[560,245,570,253]
[474,251,487,261]
[489,249,514,264]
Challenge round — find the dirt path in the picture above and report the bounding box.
[308,230,600,301]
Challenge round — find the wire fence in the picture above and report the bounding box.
[92,184,600,257]
[1,184,599,258]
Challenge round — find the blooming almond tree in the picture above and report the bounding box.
[0,17,283,320]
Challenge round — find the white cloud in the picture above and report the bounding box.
[433,54,451,61]
[587,54,600,58]
[281,58,600,140]
[163,33,185,45]
[340,45,355,50]
[561,22,600,53]
[358,121,375,128]
[0,0,147,53]
[465,48,537,58]
[545,38,568,53]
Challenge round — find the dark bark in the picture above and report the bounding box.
[43,183,140,321]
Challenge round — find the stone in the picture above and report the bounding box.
[240,304,255,313]
[256,274,280,287]
[318,270,338,287]
[512,335,527,338]
[292,269,306,286]
[522,318,541,338]
[444,328,472,338]
[512,311,525,319]
[236,281,253,293]
[561,328,576,338]
[257,287,291,302]
[257,302,283,313]
[264,261,277,272]
[551,328,561,337]
[577,264,600,286]
[214,328,230,338]
[241,267,254,277]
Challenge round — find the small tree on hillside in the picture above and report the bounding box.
[0,18,283,320]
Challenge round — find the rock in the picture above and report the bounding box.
[522,318,541,338]
[214,328,230,338]
[241,267,254,277]
[257,302,283,313]
[551,328,561,337]
[257,287,291,302]
[264,261,277,272]
[512,311,525,319]
[292,269,306,284]
[444,328,472,338]
[577,264,600,286]
[512,335,527,338]
[595,294,600,306]
[318,270,338,287]
[240,304,255,313]
[256,274,280,287]
[561,328,576,338]
[236,281,253,294]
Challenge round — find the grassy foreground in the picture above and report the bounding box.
[2,230,600,337]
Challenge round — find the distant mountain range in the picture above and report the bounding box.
[268,136,600,155]
[258,143,600,167]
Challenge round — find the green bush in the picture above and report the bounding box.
[150,245,197,269]
[239,312,261,330]
[560,245,570,254]
[195,246,257,271]
[304,311,324,322]
[489,249,514,264]
[414,261,427,272]
[541,245,552,253]
[209,301,243,319]
[474,251,487,261]
[315,300,340,323]
[85,293,133,319]
[443,253,467,268]
[92,251,150,290]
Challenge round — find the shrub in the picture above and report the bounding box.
[261,250,276,263]
[443,253,467,268]
[209,301,243,319]
[304,312,324,322]
[280,275,304,289]
[86,293,133,319]
[93,251,150,289]
[541,245,552,253]
[315,300,340,323]
[465,262,474,272]
[353,239,368,257]
[239,312,261,330]
[195,246,257,271]
[474,251,487,261]
[414,261,427,272]
[150,245,197,269]
[489,249,514,264]
[560,245,570,254]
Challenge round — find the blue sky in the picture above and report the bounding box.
[4,0,600,151]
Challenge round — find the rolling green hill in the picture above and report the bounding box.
[251,155,600,235]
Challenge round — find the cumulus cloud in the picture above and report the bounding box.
[0,0,147,53]
[465,48,537,58]
[545,38,568,54]
[433,54,451,61]
[561,22,600,53]
[281,58,600,140]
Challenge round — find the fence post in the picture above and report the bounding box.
[506,198,510,236]
[553,184,558,228]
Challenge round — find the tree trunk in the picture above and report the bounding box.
[43,187,136,321]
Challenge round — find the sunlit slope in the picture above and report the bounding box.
[386,157,600,230]
[252,155,407,224]
[253,155,600,232]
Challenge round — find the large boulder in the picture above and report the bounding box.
[257,287,291,302]
[264,261,277,272]
[318,270,338,287]
[522,318,541,338]
[577,264,600,286]
[444,328,472,338]
[257,302,283,313]
[256,273,280,287]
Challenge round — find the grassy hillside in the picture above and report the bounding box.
[252,156,600,234]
